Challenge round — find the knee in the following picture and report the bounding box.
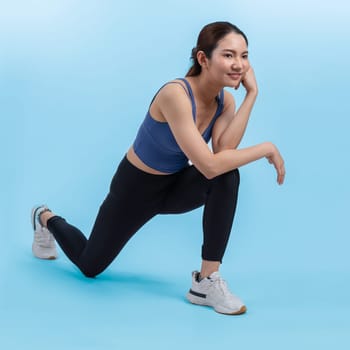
[82,269,99,278]
[79,263,103,279]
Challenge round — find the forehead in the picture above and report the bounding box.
[216,32,247,51]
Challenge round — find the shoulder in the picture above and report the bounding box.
[221,89,236,114]
[222,89,235,106]
[159,79,189,96]
[156,79,191,105]
[150,79,193,122]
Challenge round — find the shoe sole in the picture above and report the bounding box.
[216,305,247,315]
[32,240,58,260]
[186,293,247,315]
[32,252,57,260]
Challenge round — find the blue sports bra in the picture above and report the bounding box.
[133,78,224,173]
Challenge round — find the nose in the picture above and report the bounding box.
[232,57,243,71]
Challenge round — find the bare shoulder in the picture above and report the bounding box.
[222,89,236,113]
[214,90,236,128]
[155,80,192,110]
[156,79,189,101]
[151,80,192,122]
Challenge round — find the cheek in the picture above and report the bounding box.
[221,60,232,70]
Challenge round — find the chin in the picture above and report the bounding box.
[226,81,238,88]
[224,78,239,88]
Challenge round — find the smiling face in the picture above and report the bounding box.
[198,32,250,88]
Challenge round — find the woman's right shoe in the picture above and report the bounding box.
[31,205,58,260]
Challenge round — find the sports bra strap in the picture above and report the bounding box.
[148,79,196,119]
[148,78,223,120]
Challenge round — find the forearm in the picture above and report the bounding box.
[201,141,272,179]
[215,91,257,151]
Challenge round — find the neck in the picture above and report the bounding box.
[187,75,221,106]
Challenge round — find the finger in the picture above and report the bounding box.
[277,168,286,185]
[278,174,284,185]
[277,173,282,185]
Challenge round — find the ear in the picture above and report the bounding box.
[196,50,209,69]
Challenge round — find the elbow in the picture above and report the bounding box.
[199,158,219,180]
[202,170,216,180]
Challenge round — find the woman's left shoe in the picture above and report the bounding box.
[31,205,58,260]
[186,270,247,315]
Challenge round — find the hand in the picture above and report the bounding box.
[239,67,258,94]
[266,143,286,185]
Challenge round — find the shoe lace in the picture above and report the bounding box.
[211,276,232,297]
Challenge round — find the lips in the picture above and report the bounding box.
[228,73,242,80]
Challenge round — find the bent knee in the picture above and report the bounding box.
[79,264,103,278]
[82,270,99,278]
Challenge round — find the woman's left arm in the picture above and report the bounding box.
[212,67,258,152]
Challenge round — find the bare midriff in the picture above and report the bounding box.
[126,146,172,175]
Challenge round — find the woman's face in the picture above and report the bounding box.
[205,32,250,88]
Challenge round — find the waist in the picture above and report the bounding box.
[126,147,173,175]
[132,122,190,173]
[133,141,189,173]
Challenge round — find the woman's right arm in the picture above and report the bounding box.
[156,84,285,184]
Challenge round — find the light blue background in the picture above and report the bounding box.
[1,0,350,349]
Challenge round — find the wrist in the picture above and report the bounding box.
[262,142,276,157]
[246,88,258,98]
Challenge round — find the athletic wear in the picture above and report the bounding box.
[31,205,58,260]
[46,156,240,278]
[186,271,246,315]
[31,77,243,316]
[133,78,224,173]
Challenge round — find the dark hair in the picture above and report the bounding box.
[186,21,248,77]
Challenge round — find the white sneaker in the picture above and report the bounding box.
[31,205,58,260]
[186,271,246,315]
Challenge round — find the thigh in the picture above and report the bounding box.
[79,191,157,276]
[78,157,168,276]
[160,165,212,214]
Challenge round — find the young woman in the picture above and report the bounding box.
[31,21,285,315]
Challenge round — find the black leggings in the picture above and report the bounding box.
[47,156,240,277]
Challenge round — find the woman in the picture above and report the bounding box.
[31,21,285,315]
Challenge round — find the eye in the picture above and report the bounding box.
[224,53,233,58]
[242,54,249,59]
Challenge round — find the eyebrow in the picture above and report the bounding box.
[221,49,249,55]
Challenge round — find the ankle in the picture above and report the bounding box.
[200,260,220,279]
[199,271,217,280]
[39,210,54,228]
